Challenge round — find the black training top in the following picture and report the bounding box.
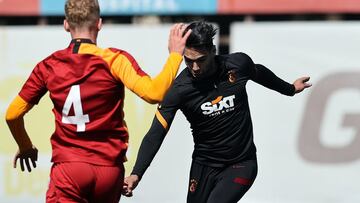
[132,52,295,178]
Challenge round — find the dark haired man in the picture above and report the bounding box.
[123,21,311,203]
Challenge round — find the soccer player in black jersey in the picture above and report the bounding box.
[122,21,312,203]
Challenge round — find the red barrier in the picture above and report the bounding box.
[0,0,39,16]
[218,0,360,14]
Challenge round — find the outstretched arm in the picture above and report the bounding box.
[109,23,191,103]
[130,24,191,103]
[251,64,311,96]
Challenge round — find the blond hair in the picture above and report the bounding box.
[65,0,100,29]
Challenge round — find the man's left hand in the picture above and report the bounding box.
[293,76,312,94]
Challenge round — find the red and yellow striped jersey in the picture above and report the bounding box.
[8,38,182,165]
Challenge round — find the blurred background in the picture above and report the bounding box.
[0,0,359,202]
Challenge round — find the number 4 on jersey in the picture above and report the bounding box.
[62,85,90,132]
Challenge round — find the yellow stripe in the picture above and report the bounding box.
[6,95,33,121]
[155,110,168,130]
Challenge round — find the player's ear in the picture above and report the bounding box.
[97,18,102,31]
[64,20,70,32]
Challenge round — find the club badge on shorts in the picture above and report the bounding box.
[228,70,236,83]
[189,179,198,193]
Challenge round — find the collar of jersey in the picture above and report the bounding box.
[71,38,95,44]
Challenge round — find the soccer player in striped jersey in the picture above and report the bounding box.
[5,0,191,202]
[123,21,311,203]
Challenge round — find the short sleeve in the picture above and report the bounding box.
[19,61,48,104]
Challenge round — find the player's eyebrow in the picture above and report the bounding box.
[184,55,207,62]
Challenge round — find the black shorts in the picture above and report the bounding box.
[187,159,258,203]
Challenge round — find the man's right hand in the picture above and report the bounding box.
[122,174,140,197]
[14,145,38,172]
[168,23,192,55]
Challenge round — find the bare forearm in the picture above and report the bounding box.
[6,118,32,151]
[5,95,34,151]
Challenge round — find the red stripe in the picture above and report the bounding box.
[109,48,148,77]
[233,177,252,185]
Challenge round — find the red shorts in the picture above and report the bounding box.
[46,162,124,203]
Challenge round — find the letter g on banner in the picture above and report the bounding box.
[298,72,360,163]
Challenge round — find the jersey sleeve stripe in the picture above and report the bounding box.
[109,48,147,77]
[155,110,168,130]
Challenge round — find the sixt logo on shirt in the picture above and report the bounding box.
[201,95,236,116]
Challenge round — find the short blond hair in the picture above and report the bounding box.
[65,0,100,29]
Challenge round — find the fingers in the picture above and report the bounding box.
[168,22,192,54]
[174,23,182,37]
[20,158,25,172]
[302,76,312,88]
[179,23,189,38]
[122,183,129,196]
[31,158,37,169]
[122,188,133,197]
[176,23,187,36]
[179,23,187,35]
[122,175,140,197]
[170,24,177,38]
[14,147,38,172]
[25,158,32,172]
[182,29,192,42]
[32,147,38,169]
[171,23,190,38]
[294,76,312,94]
[13,155,19,169]
[122,182,134,197]
[125,191,133,197]
[170,23,182,37]
[302,76,310,82]
[127,181,134,191]
[304,82,312,88]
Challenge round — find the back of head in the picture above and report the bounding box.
[184,21,217,52]
[65,0,100,30]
